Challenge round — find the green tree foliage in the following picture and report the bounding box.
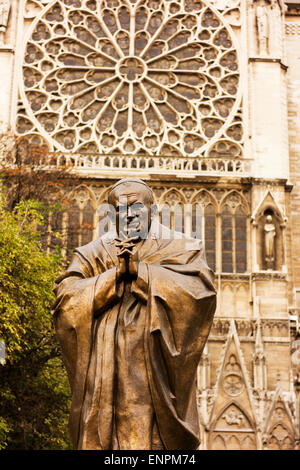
[0,190,72,449]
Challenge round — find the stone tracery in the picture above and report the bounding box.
[18,0,242,157]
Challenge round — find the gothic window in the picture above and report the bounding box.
[191,202,217,271]
[67,199,81,254]
[159,203,185,233]
[221,202,247,273]
[159,203,171,230]
[172,203,184,233]
[81,200,95,246]
[98,201,111,237]
[235,206,247,273]
[204,204,216,272]
[191,203,202,240]
[222,205,233,273]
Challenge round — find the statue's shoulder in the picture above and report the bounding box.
[74,230,115,261]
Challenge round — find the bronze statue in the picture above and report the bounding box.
[52,178,216,450]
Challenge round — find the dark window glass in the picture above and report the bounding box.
[223,263,233,273]
[67,200,80,254]
[191,203,202,239]
[222,240,232,251]
[50,210,64,249]
[235,206,247,273]
[205,204,216,272]
[82,200,94,246]
[222,205,233,273]
[174,204,184,233]
[160,203,171,230]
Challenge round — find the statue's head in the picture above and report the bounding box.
[108,178,156,240]
[266,214,273,223]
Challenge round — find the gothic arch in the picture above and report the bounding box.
[190,189,218,211]
[211,400,256,432]
[62,185,98,253]
[251,190,286,224]
[235,283,250,316]
[264,423,294,450]
[220,191,248,273]
[98,185,115,205]
[209,401,257,450]
[221,284,235,316]
[158,188,187,206]
[220,189,250,214]
[263,389,296,450]
[66,184,97,210]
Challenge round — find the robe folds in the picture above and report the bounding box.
[52,221,216,450]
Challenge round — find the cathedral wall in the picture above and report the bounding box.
[264,342,291,389]
[286,11,300,305]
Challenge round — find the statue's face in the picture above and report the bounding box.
[110,183,153,240]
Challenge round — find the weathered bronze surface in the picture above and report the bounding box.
[52,178,216,450]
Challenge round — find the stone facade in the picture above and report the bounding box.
[1,0,300,450]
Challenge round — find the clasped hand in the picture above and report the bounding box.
[115,236,139,281]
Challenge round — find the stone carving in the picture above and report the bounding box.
[271,0,287,15]
[210,403,256,449]
[265,424,294,450]
[255,1,269,55]
[0,0,10,46]
[211,318,230,336]
[223,373,244,396]
[222,353,244,396]
[17,0,243,156]
[224,408,244,426]
[52,178,216,450]
[262,320,288,338]
[264,214,276,269]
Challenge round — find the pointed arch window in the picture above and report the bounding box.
[65,194,96,256]
[209,403,257,450]
[158,191,247,274]
[159,203,171,230]
[204,204,216,272]
[222,203,247,273]
[81,199,95,246]
[159,200,185,233]
[235,206,247,273]
[222,205,233,273]
[191,203,203,240]
[67,199,80,255]
[191,201,216,271]
[173,203,184,233]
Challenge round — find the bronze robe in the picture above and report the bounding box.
[52,221,216,450]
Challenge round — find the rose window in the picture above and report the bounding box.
[18,0,242,156]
